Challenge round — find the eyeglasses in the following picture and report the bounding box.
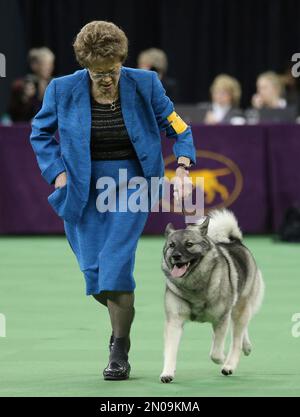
[88,67,121,80]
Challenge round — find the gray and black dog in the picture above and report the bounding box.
[160,209,264,382]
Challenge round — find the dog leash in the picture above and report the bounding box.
[174,185,206,225]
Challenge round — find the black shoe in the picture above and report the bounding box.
[104,336,131,381]
[103,359,131,380]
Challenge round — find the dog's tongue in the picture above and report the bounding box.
[171,263,189,278]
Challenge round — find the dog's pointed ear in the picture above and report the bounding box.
[186,217,210,235]
[165,222,175,237]
[198,216,210,235]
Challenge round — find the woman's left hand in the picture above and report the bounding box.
[173,166,193,203]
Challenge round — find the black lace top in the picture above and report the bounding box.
[90,96,138,160]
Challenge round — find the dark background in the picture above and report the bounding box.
[1,0,300,114]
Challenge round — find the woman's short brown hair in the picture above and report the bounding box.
[73,21,128,68]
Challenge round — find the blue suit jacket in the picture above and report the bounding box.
[30,66,196,224]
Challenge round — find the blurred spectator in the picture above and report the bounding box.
[8,75,38,122]
[7,47,55,123]
[251,71,286,109]
[28,47,55,101]
[137,47,180,102]
[203,74,244,124]
[246,71,297,123]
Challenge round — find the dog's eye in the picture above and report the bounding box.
[169,242,175,248]
[185,242,194,247]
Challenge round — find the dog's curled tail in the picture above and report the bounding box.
[204,209,243,243]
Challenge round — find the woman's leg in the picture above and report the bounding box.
[92,290,134,352]
[92,292,108,307]
[106,291,135,338]
[92,291,135,337]
[96,291,134,380]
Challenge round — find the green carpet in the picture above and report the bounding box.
[0,235,299,397]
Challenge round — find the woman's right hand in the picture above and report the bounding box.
[204,110,218,125]
[251,94,263,109]
[54,171,67,189]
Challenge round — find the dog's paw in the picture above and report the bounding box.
[221,365,233,376]
[160,373,174,383]
[242,343,252,356]
[210,353,225,365]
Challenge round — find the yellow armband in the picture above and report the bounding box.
[167,111,188,134]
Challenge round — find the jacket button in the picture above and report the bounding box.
[140,153,148,161]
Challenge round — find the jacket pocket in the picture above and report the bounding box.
[48,184,68,217]
[47,183,85,224]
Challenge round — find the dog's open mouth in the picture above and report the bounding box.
[171,262,191,278]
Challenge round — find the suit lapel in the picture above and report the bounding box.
[72,69,91,147]
[119,66,136,139]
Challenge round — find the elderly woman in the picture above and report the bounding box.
[30,21,195,381]
[204,74,243,124]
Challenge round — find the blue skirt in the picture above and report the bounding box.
[63,159,149,296]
